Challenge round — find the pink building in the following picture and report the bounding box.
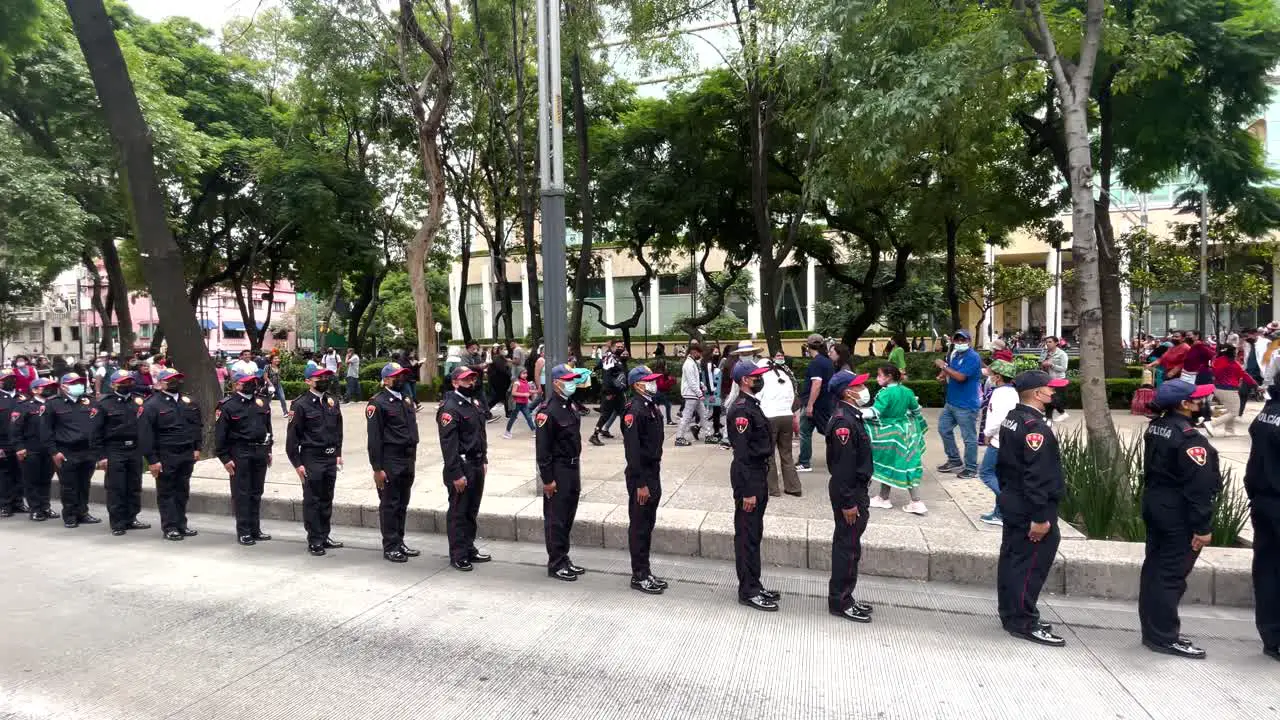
[80,274,298,355]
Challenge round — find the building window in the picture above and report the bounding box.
[658,274,694,295]
[52,327,63,342]
[28,326,42,342]
[139,323,153,339]
[223,329,245,339]
[582,278,606,298]
[221,297,237,309]
[272,301,285,312]
[272,329,289,340]
[70,326,80,341]
[505,281,523,302]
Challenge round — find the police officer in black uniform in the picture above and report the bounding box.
[97,369,151,535]
[621,365,668,595]
[285,365,345,556]
[366,362,420,563]
[437,366,491,571]
[0,369,29,517]
[1139,380,1221,659]
[726,360,779,612]
[138,367,203,540]
[537,363,586,581]
[825,370,875,623]
[995,370,1068,647]
[1245,383,1280,662]
[215,370,275,546]
[13,376,58,521]
[48,373,102,528]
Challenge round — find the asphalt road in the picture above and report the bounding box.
[1,514,1276,720]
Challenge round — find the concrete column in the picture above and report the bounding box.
[806,258,817,330]
[449,265,463,340]
[747,259,762,334]
[1045,251,1059,338]
[480,262,493,338]
[520,266,531,336]
[649,274,661,335]
[1020,297,1030,333]
[603,255,616,333]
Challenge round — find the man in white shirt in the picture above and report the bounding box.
[675,343,709,446]
[978,360,1018,526]
[322,348,340,375]
[754,357,801,497]
[229,349,259,377]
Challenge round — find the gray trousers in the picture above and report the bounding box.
[676,398,708,442]
[765,415,801,495]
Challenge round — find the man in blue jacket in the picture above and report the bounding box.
[934,329,982,479]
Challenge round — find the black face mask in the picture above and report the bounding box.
[390,379,406,392]
[238,381,257,395]
[747,378,764,394]
[314,379,332,393]
[457,383,477,397]
[39,388,56,399]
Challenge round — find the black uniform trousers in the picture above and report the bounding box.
[300,448,338,546]
[543,463,581,570]
[997,517,1062,632]
[1253,497,1280,651]
[596,393,624,431]
[445,458,485,563]
[0,451,23,511]
[230,445,269,537]
[22,452,55,513]
[156,451,194,532]
[626,472,660,579]
[105,444,143,530]
[828,498,870,612]
[732,463,769,600]
[377,446,416,553]
[1138,500,1202,645]
[56,453,96,519]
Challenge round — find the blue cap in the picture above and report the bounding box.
[549,364,579,382]
[109,369,135,385]
[731,360,769,382]
[153,368,184,383]
[627,366,661,385]
[953,329,972,341]
[231,370,257,384]
[380,362,410,379]
[59,373,86,385]
[30,376,58,390]
[828,370,869,397]
[1153,380,1214,409]
[305,365,334,380]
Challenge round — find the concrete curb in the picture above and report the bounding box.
[76,480,1255,608]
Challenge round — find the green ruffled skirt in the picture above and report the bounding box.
[867,413,927,489]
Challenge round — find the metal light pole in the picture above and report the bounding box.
[1198,188,1209,337]
[536,0,567,370]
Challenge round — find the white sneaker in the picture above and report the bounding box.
[503,432,512,439]
[902,500,928,515]
[870,496,893,509]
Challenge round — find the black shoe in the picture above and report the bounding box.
[956,469,977,480]
[179,528,198,537]
[599,429,615,439]
[549,567,578,581]
[1264,646,1280,661]
[589,434,604,447]
[674,438,692,447]
[1037,620,1053,632]
[77,514,102,524]
[1143,638,1206,659]
[63,520,79,529]
[566,563,586,576]
[111,528,127,536]
[469,550,492,563]
[1007,626,1065,647]
[0,508,11,518]
[128,520,151,530]
[308,545,326,556]
[739,595,779,612]
[784,490,802,497]
[648,575,669,590]
[237,535,256,546]
[758,588,781,601]
[165,529,184,541]
[322,537,344,549]
[631,577,664,594]
[252,531,272,541]
[936,461,963,474]
[399,544,421,557]
[384,549,408,563]
[30,510,49,522]
[830,605,872,623]
[852,599,873,615]
[451,559,474,572]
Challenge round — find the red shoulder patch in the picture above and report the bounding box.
[89,407,98,418]
[1186,446,1207,466]
[835,426,850,445]
[735,415,749,433]
[365,404,376,420]
[1025,432,1044,451]
[36,405,44,416]
[9,411,18,422]
[439,412,453,426]
[623,413,634,428]
[136,405,145,418]
[535,412,548,427]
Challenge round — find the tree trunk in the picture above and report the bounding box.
[748,74,783,354]
[65,0,219,451]
[944,215,960,331]
[1094,81,1127,378]
[81,249,113,352]
[509,0,540,342]
[566,47,593,361]
[99,235,134,353]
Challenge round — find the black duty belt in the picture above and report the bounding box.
[303,446,339,455]
[554,457,580,467]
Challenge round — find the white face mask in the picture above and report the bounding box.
[642,381,657,395]
[953,343,970,353]
[855,387,871,407]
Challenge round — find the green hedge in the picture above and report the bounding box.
[892,378,1142,409]
[278,380,440,403]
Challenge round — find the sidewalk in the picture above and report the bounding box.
[68,401,1256,607]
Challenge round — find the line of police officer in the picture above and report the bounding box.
[2,354,1275,662]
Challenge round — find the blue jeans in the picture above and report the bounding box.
[798,413,817,466]
[655,393,673,423]
[274,384,288,415]
[979,445,1001,516]
[346,376,361,402]
[938,404,978,471]
[505,402,535,432]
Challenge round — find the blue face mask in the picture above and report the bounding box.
[67,384,85,399]
[560,382,577,398]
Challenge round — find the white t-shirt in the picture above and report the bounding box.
[756,360,796,418]
[229,359,259,376]
[983,385,1019,447]
[323,352,340,373]
[346,354,361,379]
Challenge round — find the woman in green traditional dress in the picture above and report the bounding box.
[865,364,928,514]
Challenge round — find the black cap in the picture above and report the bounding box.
[1012,370,1068,393]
